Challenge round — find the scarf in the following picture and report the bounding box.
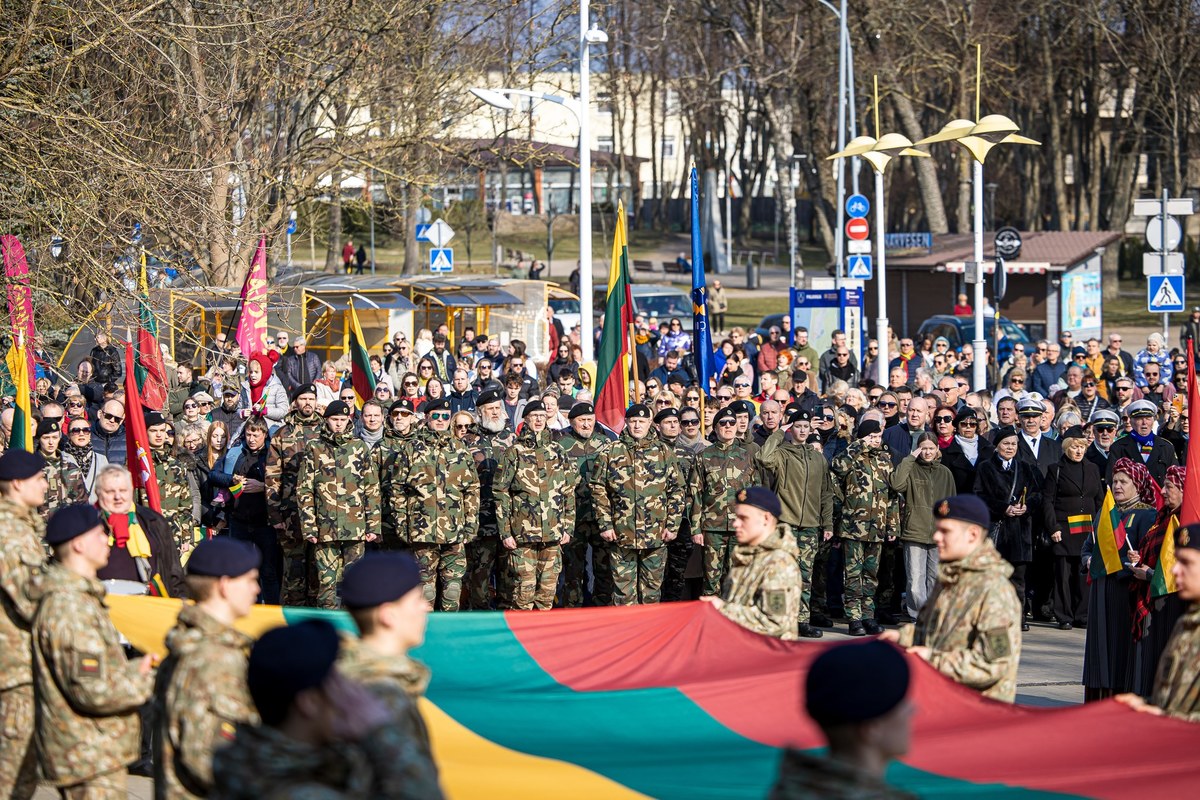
[955,435,980,465]
[63,439,95,474]
[937,433,954,449]
[1131,465,1182,639]
[1128,428,1156,463]
[104,508,153,559]
[249,353,274,409]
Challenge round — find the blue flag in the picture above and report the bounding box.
[690,166,717,393]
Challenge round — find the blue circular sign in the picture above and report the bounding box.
[845,194,870,219]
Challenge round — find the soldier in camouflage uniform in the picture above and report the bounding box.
[464,389,515,609]
[36,419,86,521]
[830,419,898,636]
[153,538,260,800]
[887,495,1022,702]
[692,406,757,597]
[0,451,48,800]
[296,400,381,609]
[555,402,612,607]
[393,398,479,612]
[265,384,322,606]
[656,407,703,602]
[212,620,443,800]
[33,504,157,798]
[376,398,419,549]
[145,411,200,555]
[494,400,576,610]
[590,404,685,605]
[755,412,834,638]
[702,487,801,639]
[339,552,437,761]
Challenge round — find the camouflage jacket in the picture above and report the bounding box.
[896,538,1022,702]
[494,427,576,544]
[755,430,834,530]
[830,440,900,541]
[32,562,154,786]
[719,525,801,639]
[149,444,199,548]
[1152,602,1200,722]
[211,720,444,800]
[662,433,700,536]
[265,411,323,534]
[337,635,434,760]
[154,603,258,800]
[555,428,608,525]
[40,451,86,521]
[770,749,918,800]
[297,427,381,543]
[469,425,516,539]
[590,430,685,549]
[394,426,480,545]
[690,439,756,533]
[0,497,45,690]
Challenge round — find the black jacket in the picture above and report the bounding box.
[97,504,188,599]
[1085,443,1114,479]
[1106,435,1178,487]
[975,454,1042,565]
[90,419,127,465]
[941,436,997,495]
[882,423,926,465]
[1042,457,1105,557]
[1017,433,1062,479]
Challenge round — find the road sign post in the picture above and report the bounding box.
[1137,190,1195,339]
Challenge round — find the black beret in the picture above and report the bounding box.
[1175,523,1200,553]
[805,433,822,444]
[389,398,416,415]
[735,486,782,518]
[806,641,910,726]
[954,407,979,425]
[933,494,991,530]
[144,411,168,428]
[856,419,882,438]
[792,370,808,384]
[0,449,46,481]
[340,552,423,609]
[291,383,317,402]
[568,402,595,420]
[45,503,103,546]
[788,409,811,424]
[424,398,450,414]
[625,403,650,419]
[713,407,737,426]
[731,400,754,416]
[992,424,1019,443]
[248,620,340,723]
[476,388,503,407]
[653,407,680,423]
[522,400,546,418]
[35,417,60,438]
[187,536,261,578]
[1061,425,1086,441]
[323,400,351,418]
[667,374,687,387]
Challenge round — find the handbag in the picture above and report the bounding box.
[989,463,1019,545]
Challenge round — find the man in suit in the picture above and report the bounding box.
[1106,400,1178,486]
[1016,397,1061,478]
[882,396,928,466]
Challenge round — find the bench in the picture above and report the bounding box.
[633,259,656,273]
[662,259,689,274]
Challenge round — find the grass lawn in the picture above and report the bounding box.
[1100,280,1200,330]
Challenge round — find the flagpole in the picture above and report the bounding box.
[628,323,640,404]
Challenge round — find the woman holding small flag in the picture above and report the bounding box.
[1081,457,1159,701]
[1042,426,1105,630]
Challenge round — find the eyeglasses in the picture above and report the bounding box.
[390,410,404,416]
[183,403,197,409]
[716,419,737,427]
[455,423,471,430]
[199,401,212,407]
[102,412,124,423]
[646,383,659,390]
[1037,346,1048,352]
[430,412,451,421]
[717,394,733,401]
[1144,372,1159,378]
[1010,377,1025,384]
[935,415,954,423]
[1117,386,1132,392]
[1083,381,1097,387]
[681,419,700,426]
[69,427,90,434]
[959,420,979,427]
[1110,338,1122,343]
[822,414,835,421]
[878,401,897,408]
[67,400,85,406]
[403,381,418,387]
[868,346,878,351]
[957,382,969,389]
[419,365,433,371]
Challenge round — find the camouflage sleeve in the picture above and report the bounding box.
[492,449,516,537]
[895,622,916,648]
[296,448,316,536]
[688,459,705,535]
[360,721,446,800]
[38,597,153,714]
[719,552,800,639]
[663,445,685,528]
[0,538,43,622]
[264,439,285,527]
[363,448,381,539]
[461,449,481,533]
[63,463,87,505]
[589,449,613,531]
[175,653,255,791]
[560,453,577,533]
[927,587,1021,694]
[820,466,834,531]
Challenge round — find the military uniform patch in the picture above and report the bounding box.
[764,589,787,616]
[77,654,101,676]
[219,721,237,741]
[981,627,1012,660]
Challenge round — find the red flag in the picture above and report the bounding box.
[1,235,37,381]
[1181,353,1200,525]
[235,235,269,358]
[124,343,162,513]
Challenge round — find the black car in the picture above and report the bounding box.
[916,314,1031,353]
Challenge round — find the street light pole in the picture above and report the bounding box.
[833,0,847,290]
[578,0,594,362]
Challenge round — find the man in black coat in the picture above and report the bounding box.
[89,331,123,384]
[1016,398,1062,478]
[95,464,188,598]
[882,396,929,466]
[276,337,321,393]
[1085,409,1121,480]
[1106,400,1178,486]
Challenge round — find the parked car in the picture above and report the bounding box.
[916,314,1031,352]
[549,296,581,332]
[755,313,787,340]
[594,284,694,330]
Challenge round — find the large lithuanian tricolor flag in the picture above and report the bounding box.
[5,334,32,451]
[593,201,634,432]
[347,301,376,409]
[107,598,1200,798]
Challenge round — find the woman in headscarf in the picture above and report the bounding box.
[1130,465,1187,696]
[240,353,288,436]
[975,424,1041,631]
[1081,457,1159,701]
[941,407,995,494]
[1042,426,1105,630]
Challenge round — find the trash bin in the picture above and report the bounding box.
[746,253,760,289]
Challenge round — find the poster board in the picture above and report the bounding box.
[789,287,864,363]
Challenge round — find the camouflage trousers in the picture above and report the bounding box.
[788,526,820,623]
[810,538,832,617]
[610,545,666,605]
[411,542,467,612]
[0,683,37,800]
[313,541,366,609]
[280,522,316,607]
[702,531,737,596]
[502,542,562,610]
[842,539,882,621]
[874,539,905,616]
[560,522,603,607]
[466,536,502,610]
[662,535,695,603]
[58,771,128,799]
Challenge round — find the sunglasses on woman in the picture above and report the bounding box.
[935,415,954,423]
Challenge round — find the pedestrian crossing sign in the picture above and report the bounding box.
[847,255,873,280]
[1148,274,1184,312]
[430,247,454,273]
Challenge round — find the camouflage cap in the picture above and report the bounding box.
[625,403,650,419]
[806,641,910,726]
[323,400,351,418]
[45,503,103,546]
[340,552,422,609]
[568,402,595,420]
[187,536,260,578]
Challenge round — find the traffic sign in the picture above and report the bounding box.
[994,227,1023,259]
[1148,274,1184,312]
[1143,252,1185,276]
[845,218,869,241]
[416,223,431,242]
[287,211,297,235]
[847,239,871,255]
[1135,198,1195,217]
[845,194,870,219]
[430,248,454,273]
[426,219,455,248]
[846,255,873,280]
[1145,215,1183,251]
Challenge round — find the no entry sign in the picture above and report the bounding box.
[846,218,870,241]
